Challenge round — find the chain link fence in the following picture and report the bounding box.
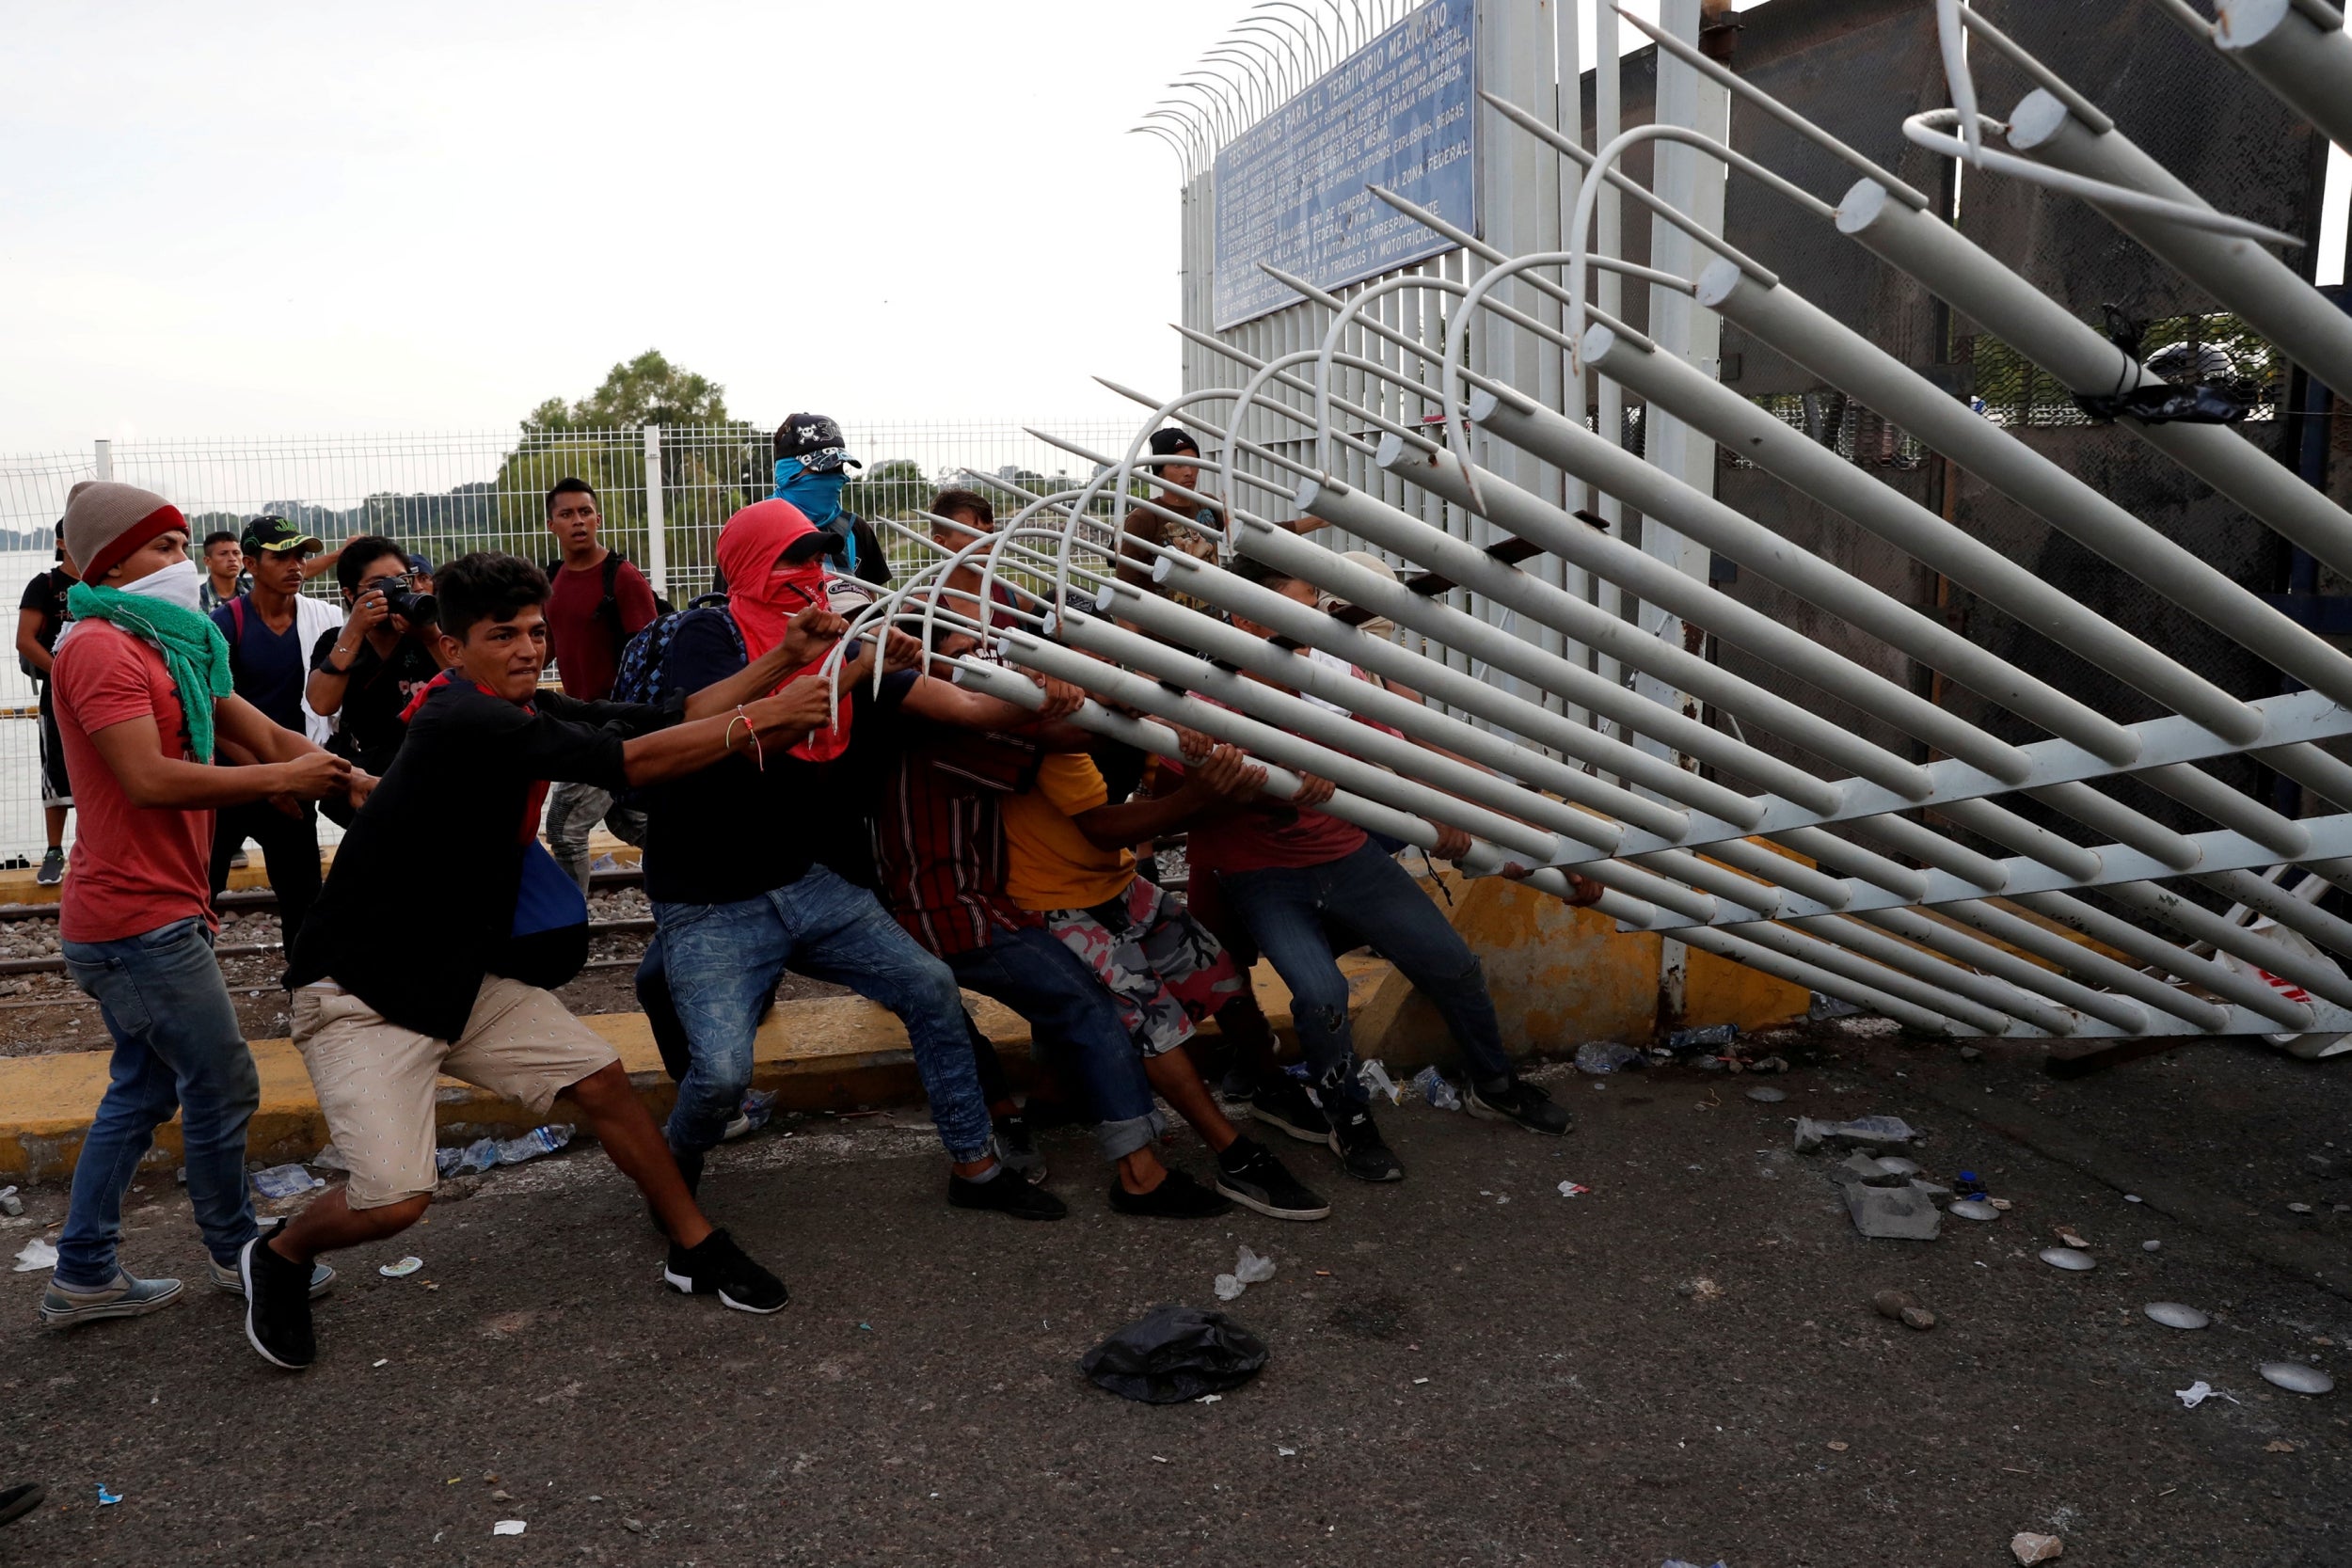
[0,419,1144,863]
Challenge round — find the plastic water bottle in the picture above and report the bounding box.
[1412,1066,1463,1111]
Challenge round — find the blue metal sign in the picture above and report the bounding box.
[1212,0,1478,331]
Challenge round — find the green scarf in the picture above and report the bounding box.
[65,582,234,764]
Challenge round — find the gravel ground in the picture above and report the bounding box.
[0,885,850,1056]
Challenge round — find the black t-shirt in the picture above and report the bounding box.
[818,668,919,891]
[309,627,440,777]
[637,610,832,907]
[18,568,73,668]
[842,515,892,587]
[287,679,675,1040]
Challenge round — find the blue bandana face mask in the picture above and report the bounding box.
[773,459,849,529]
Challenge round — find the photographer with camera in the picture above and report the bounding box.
[307,535,440,786]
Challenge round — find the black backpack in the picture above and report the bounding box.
[610,597,739,708]
[542,552,676,661]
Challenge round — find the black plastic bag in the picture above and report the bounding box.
[1078,1305,1269,1404]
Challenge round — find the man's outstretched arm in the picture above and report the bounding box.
[87,713,349,811]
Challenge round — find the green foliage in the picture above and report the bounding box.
[521,350,733,433]
[493,352,762,581]
[844,458,931,522]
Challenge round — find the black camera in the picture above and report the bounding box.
[385,586,437,624]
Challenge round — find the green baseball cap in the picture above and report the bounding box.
[241,515,324,556]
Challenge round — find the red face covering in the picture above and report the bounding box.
[714,498,851,762]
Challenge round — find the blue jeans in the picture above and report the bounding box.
[56,917,259,1288]
[946,925,1164,1162]
[656,866,994,1163]
[1221,840,1512,1109]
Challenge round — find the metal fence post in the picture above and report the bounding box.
[643,425,667,596]
[93,438,112,481]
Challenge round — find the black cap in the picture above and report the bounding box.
[1148,427,1201,459]
[405,552,435,576]
[774,413,863,474]
[780,527,848,564]
[241,515,323,556]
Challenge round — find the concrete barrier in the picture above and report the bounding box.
[0,866,1813,1183]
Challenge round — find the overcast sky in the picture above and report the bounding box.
[0,0,1294,448]
[3,3,1747,451]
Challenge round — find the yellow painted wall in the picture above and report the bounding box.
[1355,870,1808,1066]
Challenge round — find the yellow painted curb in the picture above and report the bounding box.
[0,862,1822,1185]
[0,958,1386,1183]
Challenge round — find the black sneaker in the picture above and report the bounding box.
[0,1482,44,1528]
[1327,1105,1405,1182]
[663,1227,788,1313]
[947,1167,1069,1221]
[647,1147,706,1236]
[239,1234,317,1370]
[1466,1075,1572,1135]
[993,1114,1047,1185]
[1249,1077,1331,1144]
[35,847,63,887]
[1108,1167,1233,1219]
[1215,1135,1331,1221]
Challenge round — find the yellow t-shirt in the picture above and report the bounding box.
[1003,752,1136,913]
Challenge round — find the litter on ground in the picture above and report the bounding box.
[249,1164,324,1199]
[1214,1244,1277,1302]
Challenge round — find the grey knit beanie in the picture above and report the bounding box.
[62,481,185,585]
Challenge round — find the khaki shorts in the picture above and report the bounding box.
[292,975,620,1210]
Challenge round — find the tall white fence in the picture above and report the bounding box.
[0,420,1137,863]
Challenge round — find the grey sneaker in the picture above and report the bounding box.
[209,1254,337,1299]
[39,1269,184,1328]
[992,1114,1047,1185]
[34,847,63,887]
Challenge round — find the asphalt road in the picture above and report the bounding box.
[4,1045,2348,1568]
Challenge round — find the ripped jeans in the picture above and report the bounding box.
[1219,841,1511,1109]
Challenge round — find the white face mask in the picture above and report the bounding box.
[119,558,203,614]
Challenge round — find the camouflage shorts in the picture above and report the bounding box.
[1042,879,1247,1056]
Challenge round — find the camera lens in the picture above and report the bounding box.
[385,588,436,623]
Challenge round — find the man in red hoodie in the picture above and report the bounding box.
[634,499,1067,1223]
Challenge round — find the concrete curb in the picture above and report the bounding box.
[0,958,1393,1183]
[2,866,1817,1183]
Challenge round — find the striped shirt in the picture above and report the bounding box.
[870,721,1044,958]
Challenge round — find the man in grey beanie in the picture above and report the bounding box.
[40,481,359,1334]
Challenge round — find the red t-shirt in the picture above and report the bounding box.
[52,622,217,942]
[1184,796,1368,877]
[1177,667,1408,876]
[546,554,660,701]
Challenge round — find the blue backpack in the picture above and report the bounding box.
[610,594,740,707]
